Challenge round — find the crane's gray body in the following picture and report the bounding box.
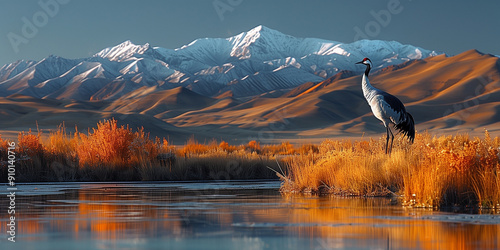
[357,58,415,153]
[362,74,407,128]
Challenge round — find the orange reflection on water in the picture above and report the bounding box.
[0,184,499,249]
[73,189,184,240]
[251,195,500,249]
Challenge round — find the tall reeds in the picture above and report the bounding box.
[0,119,281,182]
[281,131,500,209]
[1,119,498,209]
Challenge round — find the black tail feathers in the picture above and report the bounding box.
[395,112,415,143]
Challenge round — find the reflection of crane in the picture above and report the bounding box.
[356,58,415,154]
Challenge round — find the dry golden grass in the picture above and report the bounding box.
[0,119,281,182]
[18,129,44,157]
[1,119,499,209]
[281,131,500,209]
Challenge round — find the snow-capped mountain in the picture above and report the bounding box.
[0,25,442,100]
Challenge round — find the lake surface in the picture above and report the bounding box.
[1,181,499,249]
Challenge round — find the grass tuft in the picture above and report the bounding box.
[1,119,499,210]
[0,119,282,182]
[281,131,500,209]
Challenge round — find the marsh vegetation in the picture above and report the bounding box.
[0,119,499,209]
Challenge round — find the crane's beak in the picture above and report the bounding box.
[355,60,364,65]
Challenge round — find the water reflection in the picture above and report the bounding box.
[279,196,500,249]
[1,182,499,249]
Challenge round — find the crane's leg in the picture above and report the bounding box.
[385,126,390,154]
[388,126,394,154]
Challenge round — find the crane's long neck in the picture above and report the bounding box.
[361,65,378,102]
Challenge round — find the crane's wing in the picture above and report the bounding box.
[379,91,407,115]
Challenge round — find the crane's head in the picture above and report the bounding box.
[356,57,372,66]
[356,58,372,76]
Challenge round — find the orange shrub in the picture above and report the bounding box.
[219,141,237,153]
[246,140,261,152]
[18,130,43,157]
[76,119,134,167]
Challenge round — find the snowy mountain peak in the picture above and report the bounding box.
[244,25,285,38]
[248,25,265,33]
[0,25,445,100]
[95,40,150,61]
[227,25,294,59]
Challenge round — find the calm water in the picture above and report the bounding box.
[1,181,499,250]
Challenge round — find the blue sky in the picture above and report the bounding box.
[1,0,499,66]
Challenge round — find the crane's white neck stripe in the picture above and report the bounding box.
[361,74,378,102]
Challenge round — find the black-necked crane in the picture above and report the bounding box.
[356,57,415,154]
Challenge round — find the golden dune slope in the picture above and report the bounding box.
[1,50,499,143]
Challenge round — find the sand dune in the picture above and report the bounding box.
[159,50,500,141]
[1,50,499,143]
[0,94,192,143]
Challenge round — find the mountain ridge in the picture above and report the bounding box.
[0,50,498,143]
[0,25,441,100]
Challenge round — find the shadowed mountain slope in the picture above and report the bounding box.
[0,50,498,143]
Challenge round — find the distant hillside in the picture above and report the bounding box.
[0,25,440,101]
[0,50,498,144]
